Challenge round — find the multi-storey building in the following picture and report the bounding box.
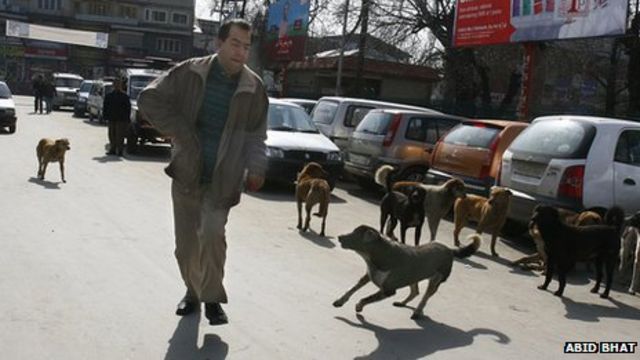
[0,0,194,94]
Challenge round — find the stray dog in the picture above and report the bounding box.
[531,205,625,298]
[513,209,602,272]
[296,162,331,237]
[376,166,466,242]
[453,187,512,257]
[333,225,481,319]
[375,166,426,245]
[36,138,70,183]
[620,212,640,295]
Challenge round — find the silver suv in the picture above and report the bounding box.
[344,109,465,186]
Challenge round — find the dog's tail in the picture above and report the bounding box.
[374,165,397,192]
[605,206,626,235]
[453,234,482,259]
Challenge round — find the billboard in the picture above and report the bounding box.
[266,0,311,62]
[6,20,108,48]
[453,0,628,47]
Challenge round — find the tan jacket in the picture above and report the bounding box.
[138,55,268,208]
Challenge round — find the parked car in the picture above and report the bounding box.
[344,109,466,186]
[0,81,16,133]
[280,98,317,114]
[73,80,97,117]
[52,73,83,110]
[310,96,440,150]
[427,119,528,195]
[500,115,640,225]
[126,68,168,153]
[87,80,113,122]
[265,99,344,188]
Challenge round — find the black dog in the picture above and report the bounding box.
[531,205,625,299]
[379,167,426,246]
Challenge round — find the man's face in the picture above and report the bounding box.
[216,25,251,75]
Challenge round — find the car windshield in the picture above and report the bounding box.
[129,75,157,100]
[509,120,596,159]
[443,124,500,148]
[55,78,82,88]
[79,82,93,93]
[268,104,319,133]
[0,83,11,99]
[310,100,338,125]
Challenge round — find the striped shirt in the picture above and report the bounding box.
[197,59,239,183]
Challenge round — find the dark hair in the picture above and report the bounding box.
[218,19,252,41]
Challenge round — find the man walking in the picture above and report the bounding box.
[32,74,44,114]
[138,19,268,325]
[104,79,131,156]
[42,77,57,114]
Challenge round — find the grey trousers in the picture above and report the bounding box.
[171,181,230,303]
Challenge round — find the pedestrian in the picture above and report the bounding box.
[103,78,131,156]
[42,77,57,114]
[138,18,268,326]
[32,74,44,114]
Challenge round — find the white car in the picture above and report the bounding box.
[265,98,344,188]
[0,81,16,133]
[52,73,84,109]
[500,115,640,225]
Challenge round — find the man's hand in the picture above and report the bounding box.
[245,174,265,192]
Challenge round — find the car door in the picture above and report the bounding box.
[613,129,640,214]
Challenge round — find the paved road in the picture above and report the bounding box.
[1,96,639,359]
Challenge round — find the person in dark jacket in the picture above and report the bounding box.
[32,74,44,114]
[103,78,131,156]
[42,78,57,114]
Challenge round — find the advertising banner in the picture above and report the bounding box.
[454,0,628,47]
[265,0,311,62]
[6,20,109,49]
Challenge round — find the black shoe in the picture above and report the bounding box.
[106,150,116,156]
[176,297,198,316]
[117,151,124,157]
[205,302,228,325]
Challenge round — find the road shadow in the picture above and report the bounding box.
[336,181,382,206]
[561,296,640,323]
[335,314,510,359]
[28,177,61,189]
[299,229,336,248]
[165,313,229,360]
[125,145,171,163]
[93,155,124,163]
[454,256,489,270]
[82,119,106,127]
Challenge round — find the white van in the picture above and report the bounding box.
[52,73,84,109]
[310,96,440,150]
[500,115,640,225]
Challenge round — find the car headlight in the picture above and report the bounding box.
[327,151,342,161]
[266,147,284,158]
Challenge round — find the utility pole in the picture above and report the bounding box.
[335,0,350,96]
[354,0,369,97]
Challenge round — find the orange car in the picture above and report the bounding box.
[426,119,528,195]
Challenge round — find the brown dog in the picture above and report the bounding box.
[453,186,512,256]
[36,138,70,183]
[296,162,331,237]
[513,209,602,272]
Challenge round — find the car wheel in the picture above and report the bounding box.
[500,219,527,237]
[8,124,16,134]
[400,166,428,183]
[355,176,378,190]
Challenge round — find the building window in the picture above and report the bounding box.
[119,5,137,19]
[38,0,61,10]
[156,38,182,54]
[88,2,108,16]
[145,9,168,23]
[172,12,188,25]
